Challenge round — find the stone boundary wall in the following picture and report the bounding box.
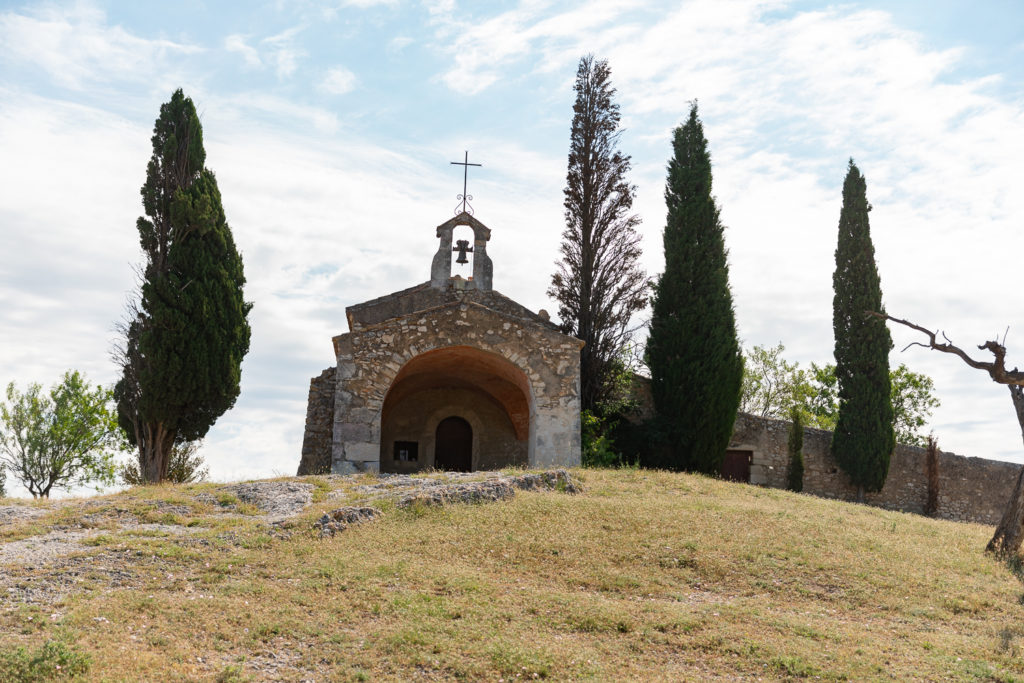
[731,412,1020,525]
[297,367,336,475]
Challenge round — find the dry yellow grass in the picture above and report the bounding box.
[2,469,1023,681]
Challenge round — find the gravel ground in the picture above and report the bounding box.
[0,504,49,526]
[0,470,581,606]
[221,481,314,522]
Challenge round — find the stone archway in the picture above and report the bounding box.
[380,346,533,473]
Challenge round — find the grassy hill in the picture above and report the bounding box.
[1,469,1023,681]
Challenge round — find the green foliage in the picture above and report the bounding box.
[787,406,804,492]
[115,89,251,483]
[803,362,839,430]
[890,364,941,447]
[581,410,620,467]
[803,362,938,446]
[549,55,649,412]
[579,350,643,468]
[740,343,813,420]
[0,371,120,498]
[831,160,894,494]
[645,103,743,474]
[119,439,209,486]
[0,638,91,682]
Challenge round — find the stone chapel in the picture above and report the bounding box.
[296,210,584,476]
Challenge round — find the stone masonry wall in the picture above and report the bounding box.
[332,300,583,474]
[731,412,1020,525]
[296,367,336,475]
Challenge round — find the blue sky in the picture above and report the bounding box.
[1,0,1024,496]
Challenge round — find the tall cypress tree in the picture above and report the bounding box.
[114,90,252,483]
[645,103,743,473]
[549,55,649,413]
[831,160,893,499]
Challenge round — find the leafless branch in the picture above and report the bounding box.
[868,311,1024,386]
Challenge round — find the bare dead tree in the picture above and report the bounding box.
[870,311,1024,555]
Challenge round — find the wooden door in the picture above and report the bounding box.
[721,449,752,483]
[435,416,472,472]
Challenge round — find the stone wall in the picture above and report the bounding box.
[296,367,336,475]
[731,412,1020,525]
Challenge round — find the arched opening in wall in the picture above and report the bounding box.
[451,225,475,280]
[380,346,532,473]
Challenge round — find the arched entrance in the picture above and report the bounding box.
[380,346,533,473]
[435,416,472,471]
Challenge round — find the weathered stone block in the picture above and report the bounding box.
[345,442,380,462]
[337,422,372,442]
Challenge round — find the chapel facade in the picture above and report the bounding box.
[296,211,584,475]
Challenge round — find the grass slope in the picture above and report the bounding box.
[1,469,1023,681]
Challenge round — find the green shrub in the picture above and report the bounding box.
[581,410,621,468]
[0,639,91,682]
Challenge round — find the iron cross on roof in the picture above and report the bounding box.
[450,150,482,215]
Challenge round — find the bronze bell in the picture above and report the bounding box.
[453,239,473,264]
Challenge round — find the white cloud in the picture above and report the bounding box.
[388,36,414,53]
[435,0,641,94]
[340,0,399,7]
[217,92,341,134]
[225,34,262,68]
[0,3,200,89]
[424,0,456,16]
[223,26,308,80]
[319,66,357,95]
[262,25,307,79]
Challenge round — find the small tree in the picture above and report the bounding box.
[801,362,838,430]
[120,440,208,486]
[787,406,804,492]
[797,363,938,444]
[549,55,649,413]
[891,364,941,446]
[871,312,1024,556]
[646,103,743,473]
[0,371,119,498]
[740,343,812,420]
[831,160,894,500]
[115,89,251,483]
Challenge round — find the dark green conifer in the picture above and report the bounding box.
[831,160,893,499]
[115,90,251,483]
[645,103,743,473]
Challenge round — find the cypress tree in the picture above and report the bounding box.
[115,90,252,483]
[549,55,649,413]
[831,160,893,499]
[645,103,743,473]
